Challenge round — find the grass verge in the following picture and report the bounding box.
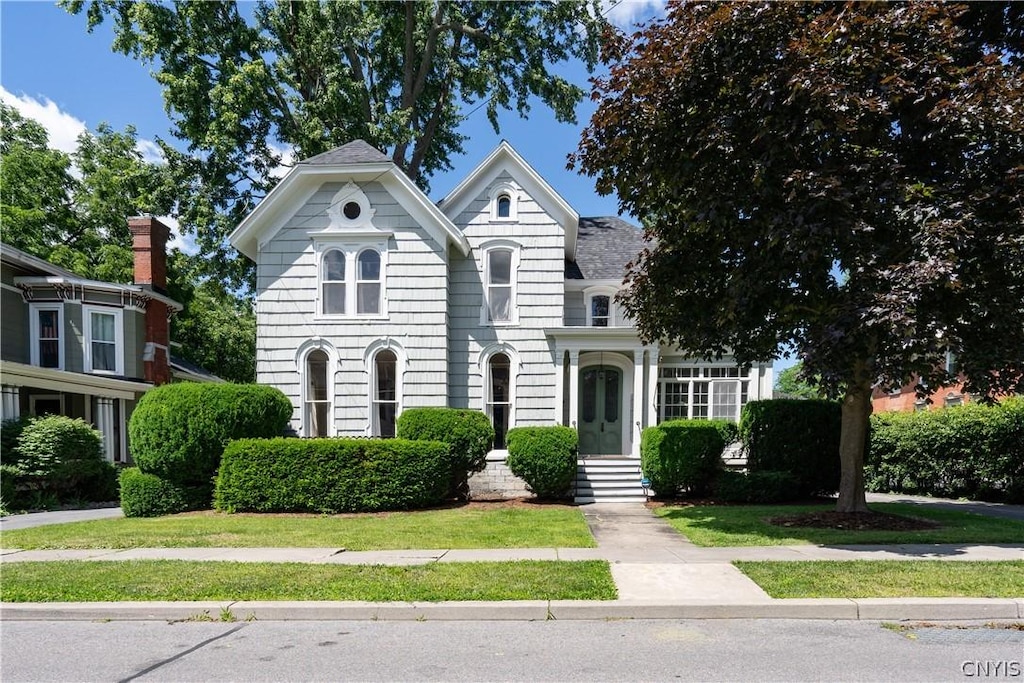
[735,560,1024,598]
[655,503,1024,547]
[0,505,595,550]
[0,560,616,602]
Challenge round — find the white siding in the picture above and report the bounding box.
[255,180,450,436]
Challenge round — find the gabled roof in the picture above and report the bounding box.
[230,140,470,260]
[438,141,581,259]
[567,216,647,280]
[1,242,80,279]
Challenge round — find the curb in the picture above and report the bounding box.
[3,598,1021,622]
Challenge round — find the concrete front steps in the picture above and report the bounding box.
[575,457,647,504]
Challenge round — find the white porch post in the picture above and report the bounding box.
[632,349,644,457]
[646,346,659,427]
[553,346,564,425]
[1,385,20,421]
[568,349,580,431]
[96,397,116,462]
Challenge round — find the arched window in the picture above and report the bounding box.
[496,194,511,218]
[487,353,511,449]
[322,250,346,315]
[305,349,330,437]
[372,349,398,437]
[357,249,381,315]
[591,295,611,327]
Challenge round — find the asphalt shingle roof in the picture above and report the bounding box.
[567,216,647,280]
[300,140,390,166]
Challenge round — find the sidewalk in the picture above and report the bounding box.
[3,502,1022,622]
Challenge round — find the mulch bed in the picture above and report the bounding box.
[767,511,941,531]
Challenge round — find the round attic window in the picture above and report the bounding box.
[343,201,361,220]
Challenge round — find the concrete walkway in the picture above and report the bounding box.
[0,505,122,531]
[1,501,1022,622]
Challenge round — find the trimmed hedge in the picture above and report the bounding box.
[15,415,117,501]
[867,398,1024,503]
[714,470,800,503]
[1,464,21,513]
[1,415,31,468]
[641,420,724,498]
[395,407,494,498]
[739,399,842,498]
[215,437,451,513]
[119,467,208,518]
[129,383,293,490]
[505,426,578,499]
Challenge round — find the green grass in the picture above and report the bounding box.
[0,560,616,602]
[655,503,1024,547]
[0,505,595,550]
[736,560,1024,598]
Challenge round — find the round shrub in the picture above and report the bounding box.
[129,383,293,490]
[215,438,450,513]
[641,420,724,498]
[119,467,208,517]
[505,426,578,500]
[15,415,116,500]
[396,407,494,498]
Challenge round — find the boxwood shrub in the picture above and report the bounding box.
[640,420,724,498]
[395,407,493,498]
[505,426,578,500]
[215,437,451,513]
[119,467,208,517]
[129,383,293,492]
[739,399,842,497]
[867,398,1024,502]
[15,415,117,501]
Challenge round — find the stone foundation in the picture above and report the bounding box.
[468,454,531,499]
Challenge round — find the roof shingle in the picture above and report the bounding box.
[300,140,390,166]
[567,216,647,280]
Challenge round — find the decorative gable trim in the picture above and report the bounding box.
[438,141,580,259]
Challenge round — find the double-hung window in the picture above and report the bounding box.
[356,250,381,315]
[481,242,518,325]
[372,349,398,437]
[487,353,511,449]
[84,306,123,375]
[305,349,330,437]
[584,287,619,327]
[321,250,346,315]
[30,304,63,369]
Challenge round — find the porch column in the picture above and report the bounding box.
[96,397,116,462]
[1,385,20,421]
[646,346,659,427]
[568,350,580,431]
[632,349,644,457]
[553,347,565,425]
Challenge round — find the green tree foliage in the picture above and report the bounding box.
[775,362,826,400]
[575,2,1024,512]
[62,0,608,290]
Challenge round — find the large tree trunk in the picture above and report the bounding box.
[836,377,872,513]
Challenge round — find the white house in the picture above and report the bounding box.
[229,140,773,501]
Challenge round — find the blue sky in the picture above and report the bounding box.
[0,0,794,376]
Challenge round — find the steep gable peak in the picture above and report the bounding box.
[300,139,390,166]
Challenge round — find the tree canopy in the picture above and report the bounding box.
[63,0,608,289]
[574,1,1024,511]
[775,362,826,401]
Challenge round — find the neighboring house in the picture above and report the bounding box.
[0,217,213,462]
[230,141,773,501]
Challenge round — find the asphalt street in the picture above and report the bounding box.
[2,619,1021,682]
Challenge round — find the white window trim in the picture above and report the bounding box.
[29,302,64,370]
[488,182,520,223]
[314,240,389,321]
[583,285,619,327]
[363,340,406,437]
[479,240,520,326]
[295,339,339,438]
[478,343,520,454]
[83,305,124,376]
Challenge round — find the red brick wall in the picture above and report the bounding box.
[129,216,172,385]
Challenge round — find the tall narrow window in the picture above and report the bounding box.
[488,353,511,448]
[357,249,381,315]
[322,250,346,315]
[90,311,117,373]
[496,194,511,218]
[711,381,739,421]
[37,309,60,368]
[591,295,610,327]
[305,349,330,437]
[373,349,398,437]
[487,249,513,322]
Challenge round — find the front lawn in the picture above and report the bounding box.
[736,560,1024,598]
[0,560,616,602]
[0,504,595,550]
[655,503,1024,547]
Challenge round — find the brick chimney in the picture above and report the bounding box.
[129,216,172,385]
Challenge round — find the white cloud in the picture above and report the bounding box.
[135,138,165,165]
[604,0,667,29]
[266,142,296,180]
[0,86,86,154]
[160,215,200,256]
